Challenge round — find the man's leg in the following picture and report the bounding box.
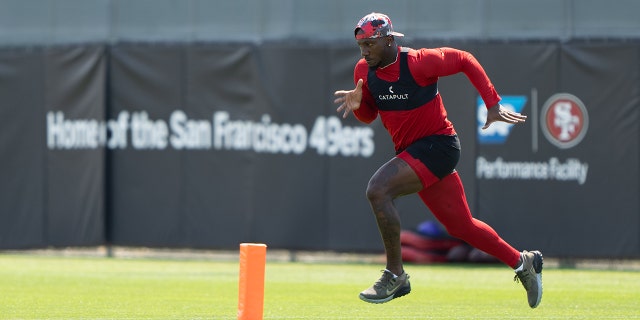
[359,157,422,303]
[419,172,543,308]
[366,157,423,275]
[418,171,520,267]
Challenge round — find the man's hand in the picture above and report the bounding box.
[482,103,527,130]
[334,79,363,119]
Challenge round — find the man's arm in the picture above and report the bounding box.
[334,79,364,119]
[412,48,526,129]
[415,48,501,108]
[334,63,378,123]
[483,103,527,129]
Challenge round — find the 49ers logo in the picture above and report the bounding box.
[540,93,588,149]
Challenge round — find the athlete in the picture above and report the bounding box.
[333,12,543,308]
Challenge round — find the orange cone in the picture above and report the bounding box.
[237,243,267,320]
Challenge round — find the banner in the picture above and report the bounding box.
[0,46,106,248]
[0,48,47,248]
[473,42,639,257]
[0,41,638,257]
[46,45,106,246]
[106,43,383,250]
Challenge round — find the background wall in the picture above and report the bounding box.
[1,0,640,44]
[1,0,638,258]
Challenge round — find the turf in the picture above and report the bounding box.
[0,254,638,319]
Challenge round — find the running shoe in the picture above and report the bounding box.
[359,270,411,304]
[514,250,543,308]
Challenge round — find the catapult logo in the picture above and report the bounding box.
[540,93,588,149]
[378,85,408,101]
[477,96,527,144]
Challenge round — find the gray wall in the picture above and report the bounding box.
[1,0,639,46]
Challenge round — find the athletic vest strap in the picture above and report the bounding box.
[367,48,438,111]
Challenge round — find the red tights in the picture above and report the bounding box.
[418,172,520,268]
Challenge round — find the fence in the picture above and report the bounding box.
[0,39,638,258]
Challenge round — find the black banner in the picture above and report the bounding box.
[0,41,638,258]
[473,42,639,257]
[0,48,46,248]
[0,46,106,248]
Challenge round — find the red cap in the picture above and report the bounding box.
[355,13,405,40]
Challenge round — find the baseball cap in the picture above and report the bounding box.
[354,12,405,40]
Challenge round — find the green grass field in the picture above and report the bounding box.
[1,254,639,319]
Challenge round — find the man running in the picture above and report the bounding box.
[334,12,543,308]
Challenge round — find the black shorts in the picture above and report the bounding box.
[400,134,461,179]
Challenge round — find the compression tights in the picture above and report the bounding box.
[417,171,521,268]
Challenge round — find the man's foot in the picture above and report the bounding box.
[359,270,411,304]
[514,250,543,308]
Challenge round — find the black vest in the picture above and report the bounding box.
[367,48,438,111]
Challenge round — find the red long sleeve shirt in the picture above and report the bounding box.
[353,46,501,152]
